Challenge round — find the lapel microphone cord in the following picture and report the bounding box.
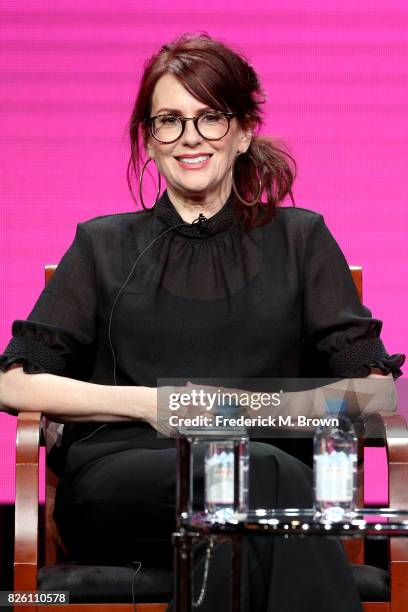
[104,213,215,609]
[107,215,208,386]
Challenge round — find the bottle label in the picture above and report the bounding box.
[205,451,234,504]
[315,451,355,502]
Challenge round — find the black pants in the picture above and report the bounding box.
[53,424,362,612]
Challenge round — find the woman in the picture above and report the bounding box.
[0,33,404,611]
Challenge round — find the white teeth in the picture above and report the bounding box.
[178,155,210,164]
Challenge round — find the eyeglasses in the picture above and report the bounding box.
[145,110,238,144]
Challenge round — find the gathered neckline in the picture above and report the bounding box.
[153,189,238,239]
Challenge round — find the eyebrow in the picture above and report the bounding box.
[152,106,213,115]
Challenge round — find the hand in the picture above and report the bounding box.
[141,384,193,438]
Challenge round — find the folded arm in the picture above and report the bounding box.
[0,364,155,424]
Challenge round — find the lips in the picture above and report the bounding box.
[175,153,212,161]
[174,153,213,158]
[174,153,213,170]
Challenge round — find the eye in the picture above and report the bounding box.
[200,112,223,124]
[158,115,180,126]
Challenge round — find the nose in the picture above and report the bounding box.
[180,118,203,145]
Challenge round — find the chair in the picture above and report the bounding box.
[9,265,408,610]
[12,264,171,611]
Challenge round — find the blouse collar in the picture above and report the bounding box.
[153,189,238,238]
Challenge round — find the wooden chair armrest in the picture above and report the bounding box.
[373,414,408,510]
[361,413,408,459]
[380,414,408,464]
[14,411,42,591]
[376,414,408,611]
[389,538,408,612]
[361,413,408,507]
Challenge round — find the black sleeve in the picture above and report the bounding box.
[302,214,405,379]
[0,222,98,382]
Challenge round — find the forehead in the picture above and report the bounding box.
[151,73,208,114]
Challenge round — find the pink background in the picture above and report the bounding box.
[1,1,407,503]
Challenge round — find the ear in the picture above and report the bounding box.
[145,139,155,160]
[237,124,253,154]
[143,125,155,159]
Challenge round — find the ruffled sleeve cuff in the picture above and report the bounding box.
[0,319,96,380]
[0,336,67,375]
[328,337,405,379]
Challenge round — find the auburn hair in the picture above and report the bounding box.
[127,32,296,230]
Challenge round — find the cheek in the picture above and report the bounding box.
[214,148,238,173]
[214,137,240,163]
[153,152,175,176]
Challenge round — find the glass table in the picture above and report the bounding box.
[173,507,408,612]
[182,507,408,537]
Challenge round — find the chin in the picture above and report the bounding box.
[175,178,215,196]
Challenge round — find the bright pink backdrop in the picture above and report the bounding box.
[1,1,407,503]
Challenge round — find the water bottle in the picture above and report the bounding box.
[204,432,249,520]
[313,415,357,521]
[203,400,249,520]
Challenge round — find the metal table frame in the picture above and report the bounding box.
[173,436,408,612]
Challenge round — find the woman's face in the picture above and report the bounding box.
[146,73,252,203]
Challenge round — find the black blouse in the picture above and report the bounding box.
[1,190,404,447]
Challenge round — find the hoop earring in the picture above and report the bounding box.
[138,158,162,210]
[231,152,262,206]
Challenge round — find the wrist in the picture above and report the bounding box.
[135,385,157,421]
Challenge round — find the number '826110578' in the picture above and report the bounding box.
[0,591,69,605]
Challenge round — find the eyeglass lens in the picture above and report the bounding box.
[152,112,230,142]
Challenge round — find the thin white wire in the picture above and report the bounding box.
[131,561,142,611]
[107,222,190,386]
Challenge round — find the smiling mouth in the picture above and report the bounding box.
[174,154,213,166]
